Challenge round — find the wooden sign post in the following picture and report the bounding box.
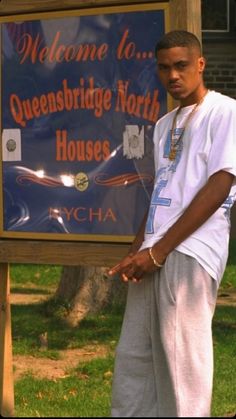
[0,264,14,417]
[0,0,201,416]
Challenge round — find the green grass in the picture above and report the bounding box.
[220,239,236,290]
[14,357,114,417]
[10,240,236,417]
[12,302,122,355]
[11,302,121,417]
[212,305,236,417]
[10,264,61,290]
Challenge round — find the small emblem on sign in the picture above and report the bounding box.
[2,129,22,161]
[123,125,144,159]
[74,172,89,191]
[6,138,17,152]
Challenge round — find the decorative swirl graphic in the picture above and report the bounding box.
[94,173,154,187]
[16,172,154,189]
[16,174,63,187]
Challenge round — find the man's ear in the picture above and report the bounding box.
[199,56,206,73]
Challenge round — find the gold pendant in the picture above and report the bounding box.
[169,149,176,160]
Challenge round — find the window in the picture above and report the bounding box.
[202,0,229,32]
[201,0,236,39]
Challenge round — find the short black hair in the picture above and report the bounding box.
[155,30,202,57]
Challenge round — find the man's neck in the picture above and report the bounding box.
[180,86,208,107]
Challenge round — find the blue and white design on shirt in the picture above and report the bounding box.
[222,193,236,222]
[145,128,184,234]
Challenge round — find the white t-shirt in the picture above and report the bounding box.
[140,90,236,283]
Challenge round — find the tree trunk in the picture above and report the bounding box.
[54,266,127,326]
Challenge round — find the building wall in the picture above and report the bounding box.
[201,2,236,234]
[203,40,236,238]
[203,41,236,100]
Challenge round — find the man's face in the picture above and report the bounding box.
[156,46,205,102]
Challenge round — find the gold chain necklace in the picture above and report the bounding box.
[169,90,209,161]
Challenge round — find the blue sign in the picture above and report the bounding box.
[1,4,168,242]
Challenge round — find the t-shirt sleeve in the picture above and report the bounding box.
[207,101,236,183]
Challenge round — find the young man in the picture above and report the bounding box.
[108,30,236,417]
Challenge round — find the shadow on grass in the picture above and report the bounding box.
[12,300,124,354]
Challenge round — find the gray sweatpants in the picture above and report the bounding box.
[111,250,218,417]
